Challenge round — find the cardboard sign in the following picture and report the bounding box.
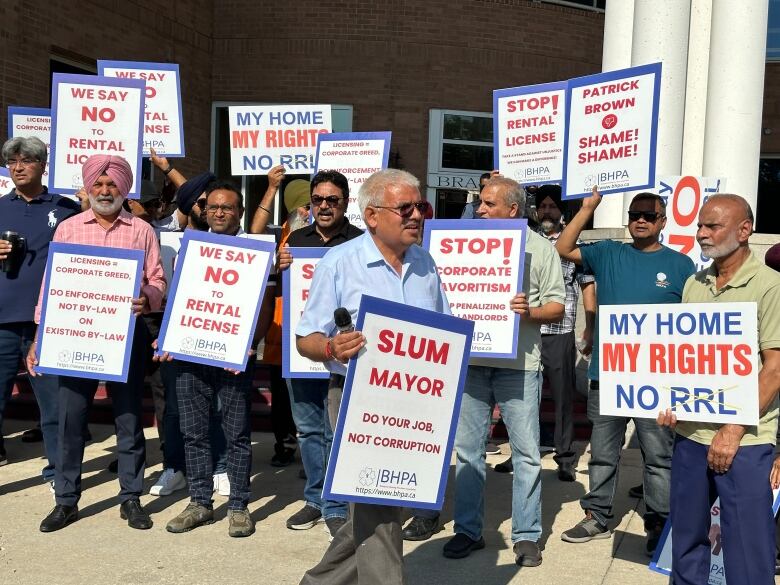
[493,82,566,185]
[599,303,759,425]
[323,296,474,508]
[314,131,391,230]
[423,219,527,358]
[563,62,662,199]
[49,74,145,198]
[282,248,329,378]
[228,104,332,175]
[0,167,13,194]
[7,106,51,189]
[98,60,185,157]
[35,243,142,382]
[158,231,274,371]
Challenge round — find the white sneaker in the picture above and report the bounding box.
[48,480,55,495]
[213,472,230,497]
[150,468,187,496]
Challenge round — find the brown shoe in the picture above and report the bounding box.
[166,503,214,533]
[228,509,255,537]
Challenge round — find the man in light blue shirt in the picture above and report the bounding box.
[297,169,449,585]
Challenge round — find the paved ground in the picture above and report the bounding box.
[0,419,668,585]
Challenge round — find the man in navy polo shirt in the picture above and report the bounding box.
[0,137,80,482]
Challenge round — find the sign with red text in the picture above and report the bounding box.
[563,63,661,199]
[423,219,527,359]
[158,231,275,370]
[493,82,566,185]
[323,296,473,508]
[658,176,724,272]
[98,61,185,157]
[35,243,143,382]
[314,132,391,230]
[599,303,759,425]
[0,167,13,194]
[650,490,780,583]
[228,104,331,175]
[282,248,329,378]
[49,74,145,197]
[8,107,51,189]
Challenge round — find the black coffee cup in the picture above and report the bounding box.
[1,230,24,273]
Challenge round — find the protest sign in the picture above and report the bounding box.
[8,107,51,189]
[658,176,724,272]
[35,242,142,382]
[323,295,474,508]
[49,74,145,198]
[98,61,185,157]
[562,62,661,199]
[493,82,566,185]
[282,248,329,378]
[158,230,275,371]
[423,219,526,358]
[228,104,331,175]
[599,302,759,425]
[0,167,13,194]
[649,490,780,583]
[314,131,391,230]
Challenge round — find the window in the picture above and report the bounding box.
[768,0,780,61]
[757,157,780,234]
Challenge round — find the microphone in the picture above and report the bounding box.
[334,307,354,334]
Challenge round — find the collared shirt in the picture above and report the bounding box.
[539,231,594,335]
[471,229,566,372]
[285,218,363,248]
[0,188,80,325]
[677,252,780,446]
[34,207,166,322]
[296,232,451,376]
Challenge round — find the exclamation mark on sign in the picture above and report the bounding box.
[552,94,559,115]
[503,238,512,265]
[633,144,638,156]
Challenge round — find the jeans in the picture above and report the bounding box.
[581,380,673,527]
[0,322,59,482]
[453,366,543,543]
[289,378,347,520]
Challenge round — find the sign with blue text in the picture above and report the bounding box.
[323,296,474,508]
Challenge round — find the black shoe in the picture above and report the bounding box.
[443,533,485,559]
[271,446,295,467]
[120,499,153,530]
[108,459,118,473]
[21,427,43,443]
[40,504,78,532]
[0,449,6,467]
[557,462,576,482]
[629,484,643,498]
[402,515,441,541]
[513,540,542,567]
[325,516,347,538]
[494,457,513,473]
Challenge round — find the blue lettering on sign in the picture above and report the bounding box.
[616,384,659,410]
[268,110,324,126]
[377,469,417,486]
[598,169,629,182]
[655,312,743,336]
[196,339,227,353]
[236,112,263,126]
[242,155,273,171]
[609,313,646,335]
[473,331,492,343]
[670,386,737,416]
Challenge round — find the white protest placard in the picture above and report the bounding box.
[563,62,661,199]
[0,168,13,194]
[228,104,331,175]
[8,107,51,189]
[49,74,145,197]
[158,230,275,371]
[323,296,474,508]
[35,243,143,382]
[493,82,566,185]
[282,248,329,378]
[314,132,391,230]
[98,61,185,157]
[423,219,526,358]
[658,176,725,272]
[599,303,759,425]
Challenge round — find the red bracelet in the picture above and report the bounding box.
[324,338,334,360]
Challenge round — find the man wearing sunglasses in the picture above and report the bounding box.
[556,187,695,556]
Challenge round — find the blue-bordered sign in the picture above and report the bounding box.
[97,60,185,157]
[158,230,275,371]
[562,62,662,200]
[323,295,474,508]
[282,247,330,378]
[423,218,527,359]
[0,167,13,193]
[493,81,567,186]
[36,243,143,382]
[49,73,146,198]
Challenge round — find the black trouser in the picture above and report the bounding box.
[541,331,577,466]
[269,364,296,448]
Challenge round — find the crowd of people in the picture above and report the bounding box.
[1,134,779,585]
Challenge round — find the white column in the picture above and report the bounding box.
[702,0,768,217]
[594,0,635,228]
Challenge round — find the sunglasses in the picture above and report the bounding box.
[310,195,344,207]
[195,199,207,210]
[628,211,663,222]
[372,201,429,218]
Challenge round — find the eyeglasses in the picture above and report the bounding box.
[310,195,344,207]
[628,211,663,222]
[195,199,207,210]
[5,158,40,169]
[206,204,237,214]
[372,201,429,218]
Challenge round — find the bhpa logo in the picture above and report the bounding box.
[359,467,376,486]
[59,350,72,363]
[181,337,195,351]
